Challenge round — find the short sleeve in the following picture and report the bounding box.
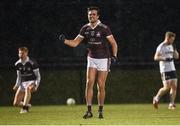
[33,62,38,70]
[31,59,39,70]
[15,63,19,71]
[104,26,112,38]
[15,64,18,70]
[156,45,162,54]
[78,26,86,38]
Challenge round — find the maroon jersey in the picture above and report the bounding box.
[79,21,112,59]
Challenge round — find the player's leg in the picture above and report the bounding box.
[13,88,25,107]
[83,67,97,119]
[86,68,97,106]
[22,83,36,112]
[153,81,170,109]
[153,72,171,109]
[97,71,108,118]
[169,79,177,109]
[154,81,171,101]
[13,88,27,113]
[23,84,35,105]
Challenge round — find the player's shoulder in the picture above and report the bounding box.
[156,42,166,51]
[81,23,90,29]
[157,41,166,48]
[28,57,38,65]
[15,59,21,66]
[98,23,109,29]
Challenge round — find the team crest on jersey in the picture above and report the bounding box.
[27,67,31,71]
[23,66,26,71]
[19,67,22,70]
[96,32,101,37]
[90,31,95,36]
[85,32,89,35]
[165,46,174,54]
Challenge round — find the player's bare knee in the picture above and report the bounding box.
[86,80,94,88]
[97,80,105,88]
[162,86,170,91]
[87,78,94,84]
[173,83,177,90]
[171,86,177,91]
[26,86,31,91]
[97,84,105,92]
[86,84,94,90]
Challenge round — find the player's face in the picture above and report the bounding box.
[88,10,99,23]
[18,50,28,60]
[168,36,175,44]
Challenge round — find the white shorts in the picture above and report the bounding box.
[19,80,36,91]
[87,57,110,71]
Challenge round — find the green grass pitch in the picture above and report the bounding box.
[0,104,180,125]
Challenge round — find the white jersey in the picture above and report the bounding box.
[156,41,175,73]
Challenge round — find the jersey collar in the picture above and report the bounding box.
[87,20,101,29]
[163,41,171,45]
[20,56,30,65]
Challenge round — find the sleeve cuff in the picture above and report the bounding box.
[78,34,84,38]
[106,35,113,38]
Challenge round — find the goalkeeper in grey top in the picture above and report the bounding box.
[13,47,41,114]
[153,31,179,110]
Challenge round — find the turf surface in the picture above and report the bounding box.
[0,104,180,125]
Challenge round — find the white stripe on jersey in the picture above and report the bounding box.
[78,34,84,38]
[156,41,175,73]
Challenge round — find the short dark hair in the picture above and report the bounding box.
[87,6,100,15]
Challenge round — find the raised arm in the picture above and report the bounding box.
[59,34,84,47]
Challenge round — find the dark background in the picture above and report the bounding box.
[1,0,180,66]
[0,0,180,105]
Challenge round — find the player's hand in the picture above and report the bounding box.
[59,34,65,43]
[35,86,38,91]
[111,56,117,64]
[173,44,177,51]
[28,84,37,92]
[165,58,174,61]
[13,85,18,91]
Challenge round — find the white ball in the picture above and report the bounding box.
[66,98,75,105]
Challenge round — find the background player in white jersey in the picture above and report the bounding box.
[59,6,118,119]
[13,47,41,113]
[153,31,179,109]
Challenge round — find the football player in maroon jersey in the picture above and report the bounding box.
[59,6,118,119]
